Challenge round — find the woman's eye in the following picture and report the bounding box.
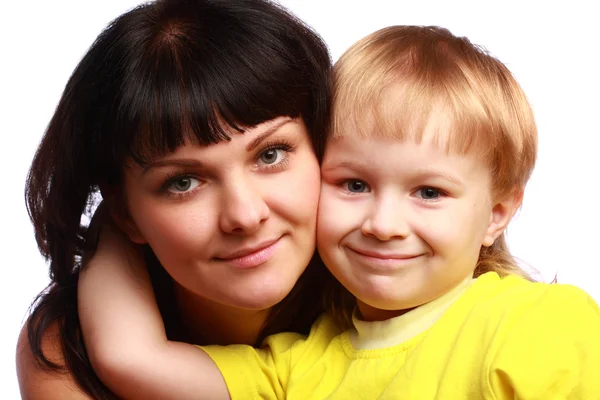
[345,179,370,193]
[258,148,286,165]
[416,187,442,200]
[168,177,200,193]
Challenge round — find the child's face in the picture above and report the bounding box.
[317,132,499,321]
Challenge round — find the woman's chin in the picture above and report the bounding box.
[230,281,297,311]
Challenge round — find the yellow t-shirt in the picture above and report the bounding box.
[203,272,600,399]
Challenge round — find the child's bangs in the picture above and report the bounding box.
[332,68,500,164]
[331,25,536,196]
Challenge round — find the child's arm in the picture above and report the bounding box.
[78,217,230,400]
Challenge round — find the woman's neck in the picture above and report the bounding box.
[173,282,270,346]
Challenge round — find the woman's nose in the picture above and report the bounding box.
[219,179,270,234]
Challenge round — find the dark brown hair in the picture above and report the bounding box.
[24,0,331,397]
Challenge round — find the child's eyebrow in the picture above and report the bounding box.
[413,170,465,187]
[321,160,371,173]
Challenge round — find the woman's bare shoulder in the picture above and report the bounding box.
[16,319,92,400]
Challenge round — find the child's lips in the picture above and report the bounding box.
[345,246,426,271]
[347,246,423,260]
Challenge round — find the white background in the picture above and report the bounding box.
[1,0,598,396]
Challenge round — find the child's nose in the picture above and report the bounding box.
[360,196,409,241]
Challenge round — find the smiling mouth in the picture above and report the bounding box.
[216,237,282,269]
[347,247,423,261]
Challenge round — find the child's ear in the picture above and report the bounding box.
[482,188,523,247]
[100,186,147,245]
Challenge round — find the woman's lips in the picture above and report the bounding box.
[216,237,282,269]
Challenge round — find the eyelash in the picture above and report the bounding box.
[159,172,200,201]
[255,140,295,172]
[413,186,447,202]
[334,180,447,203]
[339,179,370,195]
[159,140,297,200]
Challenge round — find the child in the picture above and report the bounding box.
[79,25,600,399]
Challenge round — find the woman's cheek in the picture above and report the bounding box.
[134,198,215,262]
[296,161,322,219]
[316,184,342,244]
[271,153,321,224]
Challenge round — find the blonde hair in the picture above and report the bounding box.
[326,26,538,326]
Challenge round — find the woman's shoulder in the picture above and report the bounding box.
[16,319,92,400]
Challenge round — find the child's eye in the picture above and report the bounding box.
[415,186,443,200]
[345,179,370,193]
[166,176,201,194]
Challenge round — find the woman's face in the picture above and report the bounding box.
[121,117,320,310]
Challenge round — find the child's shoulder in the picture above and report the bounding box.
[461,272,600,360]
[445,272,600,356]
[471,272,599,321]
[466,273,600,398]
[290,313,343,347]
[260,313,343,353]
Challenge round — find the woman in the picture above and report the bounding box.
[16,0,331,398]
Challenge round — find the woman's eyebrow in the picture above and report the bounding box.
[245,118,293,152]
[142,118,295,175]
[143,159,203,175]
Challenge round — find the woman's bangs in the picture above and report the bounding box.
[123,22,311,166]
